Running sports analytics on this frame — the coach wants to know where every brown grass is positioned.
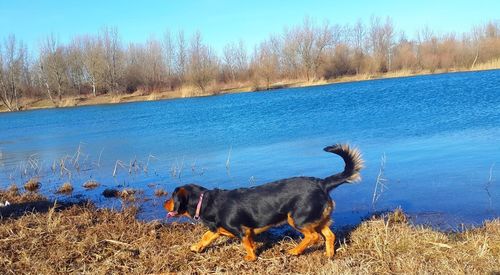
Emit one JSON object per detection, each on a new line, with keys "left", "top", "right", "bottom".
{"left": 154, "top": 188, "right": 168, "bottom": 197}
{"left": 119, "top": 188, "right": 139, "bottom": 202}
{"left": 0, "top": 190, "right": 498, "bottom": 274}
{"left": 82, "top": 180, "right": 99, "bottom": 189}
{"left": 7, "top": 184, "right": 19, "bottom": 196}
{"left": 24, "top": 178, "right": 41, "bottom": 192}
{"left": 56, "top": 182, "right": 74, "bottom": 195}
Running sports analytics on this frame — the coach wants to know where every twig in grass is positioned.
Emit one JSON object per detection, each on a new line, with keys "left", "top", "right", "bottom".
{"left": 372, "top": 153, "right": 387, "bottom": 211}
{"left": 144, "top": 154, "right": 157, "bottom": 173}
{"left": 113, "top": 160, "right": 127, "bottom": 177}
{"left": 484, "top": 163, "right": 495, "bottom": 210}
{"left": 170, "top": 157, "right": 185, "bottom": 179}
{"left": 128, "top": 157, "right": 137, "bottom": 174}
{"left": 72, "top": 143, "right": 82, "bottom": 169}
{"left": 97, "top": 148, "right": 104, "bottom": 168}
{"left": 59, "top": 157, "right": 72, "bottom": 179}
{"left": 226, "top": 145, "right": 232, "bottom": 176}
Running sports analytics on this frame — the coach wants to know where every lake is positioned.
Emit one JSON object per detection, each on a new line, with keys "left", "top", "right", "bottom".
{"left": 1, "top": 70, "right": 499, "bottom": 230}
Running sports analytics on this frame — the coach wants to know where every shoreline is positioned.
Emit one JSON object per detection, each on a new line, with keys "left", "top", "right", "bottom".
{"left": 1, "top": 189, "right": 499, "bottom": 273}
{"left": 1, "top": 66, "right": 499, "bottom": 114}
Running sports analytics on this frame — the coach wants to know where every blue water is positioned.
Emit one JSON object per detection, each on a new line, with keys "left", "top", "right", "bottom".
{"left": 1, "top": 70, "right": 499, "bottom": 229}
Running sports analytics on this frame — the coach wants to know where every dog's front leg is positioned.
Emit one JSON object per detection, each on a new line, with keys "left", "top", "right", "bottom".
{"left": 190, "top": 230, "right": 220, "bottom": 253}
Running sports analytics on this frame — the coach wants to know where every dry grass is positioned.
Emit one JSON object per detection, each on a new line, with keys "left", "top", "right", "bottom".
{"left": 0, "top": 190, "right": 498, "bottom": 274}
{"left": 0, "top": 189, "right": 45, "bottom": 204}
{"left": 154, "top": 188, "right": 168, "bottom": 197}
{"left": 24, "top": 178, "right": 41, "bottom": 192}
{"left": 471, "top": 58, "right": 500, "bottom": 71}
{"left": 82, "top": 180, "right": 99, "bottom": 189}
{"left": 101, "top": 188, "right": 141, "bottom": 202}
{"left": 56, "top": 182, "right": 74, "bottom": 195}
{"left": 119, "top": 188, "right": 139, "bottom": 202}
{"left": 7, "top": 184, "right": 19, "bottom": 196}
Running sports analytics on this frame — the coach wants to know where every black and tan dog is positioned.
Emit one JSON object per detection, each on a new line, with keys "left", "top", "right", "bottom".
{"left": 164, "top": 144, "right": 363, "bottom": 261}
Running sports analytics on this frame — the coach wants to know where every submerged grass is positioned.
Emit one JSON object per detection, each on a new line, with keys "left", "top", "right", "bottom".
{"left": 56, "top": 182, "right": 74, "bottom": 195}
{"left": 82, "top": 180, "right": 99, "bottom": 189}
{"left": 0, "top": 190, "right": 498, "bottom": 274}
{"left": 23, "top": 178, "right": 41, "bottom": 192}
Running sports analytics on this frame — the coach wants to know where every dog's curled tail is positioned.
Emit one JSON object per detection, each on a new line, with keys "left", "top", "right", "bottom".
{"left": 322, "top": 144, "right": 364, "bottom": 192}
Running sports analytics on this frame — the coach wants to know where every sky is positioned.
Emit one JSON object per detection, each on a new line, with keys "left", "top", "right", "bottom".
{"left": 1, "top": 0, "right": 499, "bottom": 54}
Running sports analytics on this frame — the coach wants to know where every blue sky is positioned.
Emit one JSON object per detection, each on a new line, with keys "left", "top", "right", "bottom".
{"left": 1, "top": 0, "right": 499, "bottom": 53}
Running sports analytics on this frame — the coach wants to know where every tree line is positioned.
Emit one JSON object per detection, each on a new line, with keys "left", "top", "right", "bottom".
{"left": 1, "top": 17, "right": 499, "bottom": 111}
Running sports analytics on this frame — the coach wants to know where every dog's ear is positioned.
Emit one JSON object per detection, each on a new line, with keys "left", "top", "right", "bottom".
{"left": 174, "top": 187, "right": 189, "bottom": 212}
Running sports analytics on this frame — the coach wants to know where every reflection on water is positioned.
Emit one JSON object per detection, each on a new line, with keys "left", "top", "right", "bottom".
{"left": 0, "top": 69, "right": 499, "bottom": 228}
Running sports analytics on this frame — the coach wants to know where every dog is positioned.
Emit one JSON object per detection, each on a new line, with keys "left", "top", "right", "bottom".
{"left": 164, "top": 144, "right": 363, "bottom": 261}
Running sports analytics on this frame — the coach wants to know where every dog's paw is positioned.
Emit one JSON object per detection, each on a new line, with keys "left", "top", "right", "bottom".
{"left": 324, "top": 251, "right": 335, "bottom": 258}
{"left": 190, "top": 244, "right": 203, "bottom": 253}
{"left": 244, "top": 254, "right": 257, "bottom": 261}
{"left": 287, "top": 248, "right": 302, "bottom": 256}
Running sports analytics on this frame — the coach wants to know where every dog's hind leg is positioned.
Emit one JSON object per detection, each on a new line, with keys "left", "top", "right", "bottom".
{"left": 318, "top": 222, "right": 335, "bottom": 258}
{"left": 317, "top": 203, "right": 335, "bottom": 257}
{"left": 241, "top": 227, "right": 257, "bottom": 261}
{"left": 287, "top": 225, "right": 320, "bottom": 255}
{"left": 190, "top": 230, "right": 220, "bottom": 253}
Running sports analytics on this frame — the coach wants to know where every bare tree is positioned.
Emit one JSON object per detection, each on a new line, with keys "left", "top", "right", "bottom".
{"left": 80, "top": 35, "right": 105, "bottom": 96}
{"left": 66, "top": 40, "right": 85, "bottom": 95}
{"left": 0, "top": 35, "right": 26, "bottom": 111}
{"left": 163, "top": 30, "right": 176, "bottom": 89}
{"left": 222, "top": 40, "right": 248, "bottom": 83}
{"left": 38, "top": 34, "right": 67, "bottom": 103}
{"left": 187, "top": 32, "right": 218, "bottom": 93}
{"left": 175, "top": 31, "right": 187, "bottom": 83}
{"left": 350, "top": 19, "right": 366, "bottom": 74}
{"left": 144, "top": 36, "right": 165, "bottom": 91}
{"left": 368, "top": 16, "right": 395, "bottom": 72}
{"left": 101, "top": 26, "right": 123, "bottom": 93}
{"left": 392, "top": 36, "right": 417, "bottom": 71}
{"left": 123, "top": 42, "right": 146, "bottom": 93}
{"left": 252, "top": 39, "right": 279, "bottom": 90}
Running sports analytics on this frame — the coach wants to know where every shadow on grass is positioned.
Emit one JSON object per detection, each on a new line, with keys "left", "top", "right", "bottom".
{"left": 0, "top": 198, "right": 89, "bottom": 220}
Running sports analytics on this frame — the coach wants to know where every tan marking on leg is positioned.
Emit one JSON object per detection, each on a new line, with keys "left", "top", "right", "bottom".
{"left": 241, "top": 228, "right": 257, "bottom": 261}
{"left": 289, "top": 201, "right": 334, "bottom": 256}
{"left": 287, "top": 213, "right": 296, "bottom": 228}
{"left": 190, "top": 230, "right": 220, "bottom": 253}
{"left": 288, "top": 226, "right": 319, "bottom": 255}
{"left": 217, "top": 227, "right": 236, "bottom": 238}
{"left": 253, "top": 225, "right": 271, "bottom": 235}
{"left": 319, "top": 223, "right": 335, "bottom": 258}
{"left": 318, "top": 201, "right": 335, "bottom": 257}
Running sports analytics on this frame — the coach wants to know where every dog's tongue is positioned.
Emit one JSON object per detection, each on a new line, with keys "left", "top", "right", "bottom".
{"left": 167, "top": 211, "right": 178, "bottom": 218}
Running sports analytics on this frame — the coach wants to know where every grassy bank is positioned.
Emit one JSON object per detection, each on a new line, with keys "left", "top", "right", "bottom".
{"left": 2, "top": 63, "right": 499, "bottom": 113}
{"left": 0, "top": 190, "right": 499, "bottom": 274}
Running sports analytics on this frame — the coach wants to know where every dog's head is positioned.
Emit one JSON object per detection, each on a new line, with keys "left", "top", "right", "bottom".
{"left": 164, "top": 184, "right": 206, "bottom": 218}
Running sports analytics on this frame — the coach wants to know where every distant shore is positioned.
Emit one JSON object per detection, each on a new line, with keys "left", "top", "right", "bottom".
{"left": 1, "top": 64, "right": 499, "bottom": 114}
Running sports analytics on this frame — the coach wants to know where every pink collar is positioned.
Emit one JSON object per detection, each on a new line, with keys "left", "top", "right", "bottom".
{"left": 194, "top": 192, "right": 204, "bottom": 220}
